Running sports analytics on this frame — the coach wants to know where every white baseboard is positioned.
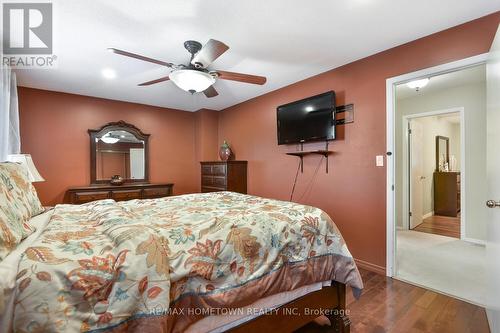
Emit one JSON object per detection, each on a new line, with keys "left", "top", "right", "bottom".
{"left": 463, "top": 237, "right": 486, "bottom": 246}
{"left": 487, "top": 309, "right": 500, "bottom": 333}
{"left": 422, "top": 211, "right": 434, "bottom": 219}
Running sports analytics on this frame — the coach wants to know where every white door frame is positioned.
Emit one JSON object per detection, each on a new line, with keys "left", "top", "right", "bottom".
{"left": 386, "top": 53, "right": 488, "bottom": 277}
{"left": 401, "top": 108, "right": 465, "bottom": 237}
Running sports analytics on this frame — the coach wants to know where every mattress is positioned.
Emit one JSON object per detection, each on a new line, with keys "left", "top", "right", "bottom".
{"left": 3, "top": 192, "right": 363, "bottom": 332}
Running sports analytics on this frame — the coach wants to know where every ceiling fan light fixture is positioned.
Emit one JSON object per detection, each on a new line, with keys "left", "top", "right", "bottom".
{"left": 101, "top": 134, "right": 120, "bottom": 144}
{"left": 406, "top": 78, "right": 429, "bottom": 91}
{"left": 169, "top": 69, "right": 216, "bottom": 93}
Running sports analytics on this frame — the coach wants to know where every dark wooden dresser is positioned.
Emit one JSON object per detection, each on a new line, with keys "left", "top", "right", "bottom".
{"left": 433, "top": 172, "right": 460, "bottom": 217}
{"left": 65, "top": 183, "right": 174, "bottom": 204}
{"left": 201, "top": 161, "right": 247, "bottom": 194}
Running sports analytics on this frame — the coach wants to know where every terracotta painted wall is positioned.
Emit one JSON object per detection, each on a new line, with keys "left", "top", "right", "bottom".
{"left": 18, "top": 88, "right": 200, "bottom": 206}
{"left": 194, "top": 109, "right": 220, "bottom": 162}
{"left": 194, "top": 108, "right": 220, "bottom": 190}
{"left": 218, "top": 13, "right": 500, "bottom": 270}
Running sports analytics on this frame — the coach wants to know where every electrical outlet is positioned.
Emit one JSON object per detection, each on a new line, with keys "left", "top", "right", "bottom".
{"left": 376, "top": 155, "right": 384, "bottom": 167}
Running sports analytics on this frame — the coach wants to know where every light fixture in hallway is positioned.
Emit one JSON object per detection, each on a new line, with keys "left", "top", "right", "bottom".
{"left": 406, "top": 78, "right": 430, "bottom": 91}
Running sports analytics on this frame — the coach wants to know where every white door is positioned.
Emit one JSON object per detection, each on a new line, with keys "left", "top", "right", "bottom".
{"left": 410, "top": 120, "right": 424, "bottom": 229}
{"left": 486, "top": 24, "right": 500, "bottom": 333}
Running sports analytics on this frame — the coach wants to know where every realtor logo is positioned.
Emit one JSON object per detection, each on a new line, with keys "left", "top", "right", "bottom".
{"left": 2, "top": 3, "right": 53, "bottom": 54}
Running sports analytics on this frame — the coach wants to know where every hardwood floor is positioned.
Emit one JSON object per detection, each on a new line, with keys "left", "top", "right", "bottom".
{"left": 412, "top": 214, "right": 460, "bottom": 238}
{"left": 296, "top": 269, "right": 489, "bottom": 333}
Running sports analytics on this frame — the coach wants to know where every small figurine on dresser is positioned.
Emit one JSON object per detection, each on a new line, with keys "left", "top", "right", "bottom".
{"left": 110, "top": 175, "right": 124, "bottom": 185}
{"left": 449, "top": 155, "right": 457, "bottom": 172}
{"left": 438, "top": 154, "right": 449, "bottom": 172}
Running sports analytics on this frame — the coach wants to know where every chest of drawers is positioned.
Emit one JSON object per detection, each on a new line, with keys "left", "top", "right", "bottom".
{"left": 433, "top": 172, "right": 460, "bottom": 217}
{"left": 200, "top": 161, "right": 247, "bottom": 194}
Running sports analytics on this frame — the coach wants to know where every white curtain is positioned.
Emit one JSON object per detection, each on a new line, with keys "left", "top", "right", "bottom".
{"left": 0, "top": 65, "right": 20, "bottom": 161}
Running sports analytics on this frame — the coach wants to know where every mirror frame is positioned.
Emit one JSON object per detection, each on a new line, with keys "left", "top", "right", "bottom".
{"left": 89, "top": 120, "right": 150, "bottom": 185}
{"left": 435, "top": 135, "right": 449, "bottom": 172}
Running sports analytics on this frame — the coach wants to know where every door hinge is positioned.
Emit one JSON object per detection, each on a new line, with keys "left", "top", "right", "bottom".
{"left": 391, "top": 185, "right": 395, "bottom": 191}
{"left": 409, "top": 212, "right": 412, "bottom": 217}
{"left": 408, "top": 129, "right": 412, "bottom": 135}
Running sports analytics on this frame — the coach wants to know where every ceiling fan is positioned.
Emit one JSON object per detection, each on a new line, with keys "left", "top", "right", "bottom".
{"left": 108, "top": 39, "right": 267, "bottom": 98}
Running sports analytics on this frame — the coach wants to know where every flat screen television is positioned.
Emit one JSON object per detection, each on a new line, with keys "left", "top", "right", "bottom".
{"left": 277, "top": 91, "right": 336, "bottom": 145}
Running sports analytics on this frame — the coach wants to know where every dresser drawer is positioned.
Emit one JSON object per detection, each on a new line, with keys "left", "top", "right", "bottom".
{"left": 74, "top": 191, "right": 109, "bottom": 204}
{"left": 143, "top": 187, "right": 171, "bottom": 199}
{"left": 202, "top": 175, "right": 226, "bottom": 186}
{"left": 212, "top": 164, "right": 226, "bottom": 175}
{"left": 112, "top": 189, "right": 142, "bottom": 201}
{"left": 212, "top": 176, "right": 226, "bottom": 187}
{"left": 201, "top": 165, "right": 213, "bottom": 175}
{"left": 201, "top": 164, "right": 227, "bottom": 176}
{"left": 202, "top": 175, "right": 214, "bottom": 186}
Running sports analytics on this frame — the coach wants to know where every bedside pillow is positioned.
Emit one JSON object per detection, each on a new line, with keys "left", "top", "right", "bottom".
{"left": 0, "top": 162, "right": 43, "bottom": 259}
{"left": 0, "top": 209, "right": 27, "bottom": 260}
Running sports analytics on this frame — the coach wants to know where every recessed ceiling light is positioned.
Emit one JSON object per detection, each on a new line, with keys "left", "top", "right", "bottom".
{"left": 305, "top": 105, "right": 314, "bottom": 112}
{"left": 101, "top": 68, "right": 116, "bottom": 80}
{"left": 406, "top": 78, "right": 429, "bottom": 91}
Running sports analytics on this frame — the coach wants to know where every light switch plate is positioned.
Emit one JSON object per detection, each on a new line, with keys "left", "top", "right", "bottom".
{"left": 376, "top": 155, "right": 384, "bottom": 167}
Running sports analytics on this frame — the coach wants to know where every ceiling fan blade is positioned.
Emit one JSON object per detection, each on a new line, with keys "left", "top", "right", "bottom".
{"left": 108, "top": 48, "right": 174, "bottom": 67}
{"left": 216, "top": 70, "right": 267, "bottom": 85}
{"left": 203, "top": 85, "right": 219, "bottom": 98}
{"left": 191, "top": 39, "right": 229, "bottom": 68}
{"left": 138, "top": 76, "right": 170, "bottom": 86}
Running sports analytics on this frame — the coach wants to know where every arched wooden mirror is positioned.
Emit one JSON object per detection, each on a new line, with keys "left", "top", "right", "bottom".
{"left": 89, "top": 121, "right": 150, "bottom": 184}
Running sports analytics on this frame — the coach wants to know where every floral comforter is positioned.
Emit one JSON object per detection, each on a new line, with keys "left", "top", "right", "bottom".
{"left": 8, "top": 192, "right": 362, "bottom": 332}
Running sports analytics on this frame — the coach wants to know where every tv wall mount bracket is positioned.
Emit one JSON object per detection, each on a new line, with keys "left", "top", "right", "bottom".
{"left": 285, "top": 103, "right": 354, "bottom": 173}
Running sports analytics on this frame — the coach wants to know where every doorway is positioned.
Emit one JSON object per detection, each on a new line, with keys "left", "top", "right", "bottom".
{"left": 405, "top": 110, "right": 464, "bottom": 239}
{"left": 386, "top": 56, "right": 488, "bottom": 306}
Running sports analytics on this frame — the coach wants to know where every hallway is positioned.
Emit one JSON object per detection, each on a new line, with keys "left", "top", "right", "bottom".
{"left": 413, "top": 214, "right": 460, "bottom": 238}
{"left": 396, "top": 230, "right": 485, "bottom": 306}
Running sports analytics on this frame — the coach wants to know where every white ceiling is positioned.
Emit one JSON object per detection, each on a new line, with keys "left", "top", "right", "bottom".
{"left": 396, "top": 64, "right": 486, "bottom": 99}
{"left": 12, "top": 0, "right": 500, "bottom": 111}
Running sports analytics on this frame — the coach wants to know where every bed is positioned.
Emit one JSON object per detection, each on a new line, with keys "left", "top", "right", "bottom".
{"left": 0, "top": 163, "right": 363, "bottom": 333}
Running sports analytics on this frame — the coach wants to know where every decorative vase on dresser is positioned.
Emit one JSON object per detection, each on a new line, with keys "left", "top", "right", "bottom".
{"left": 200, "top": 161, "right": 247, "bottom": 194}
{"left": 219, "top": 141, "right": 232, "bottom": 161}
